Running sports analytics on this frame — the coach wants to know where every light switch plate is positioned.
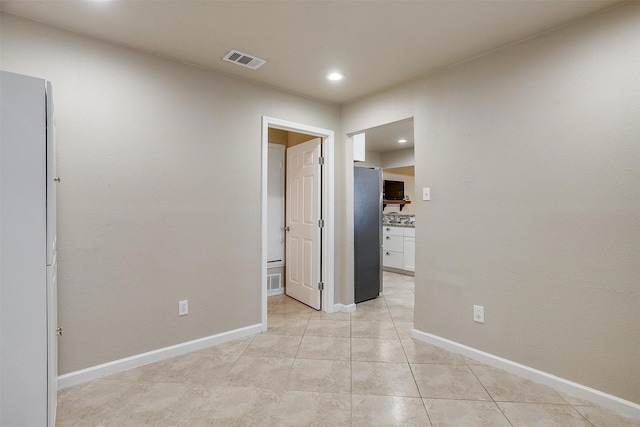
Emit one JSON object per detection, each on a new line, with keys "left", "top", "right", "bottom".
{"left": 422, "top": 187, "right": 431, "bottom": 201}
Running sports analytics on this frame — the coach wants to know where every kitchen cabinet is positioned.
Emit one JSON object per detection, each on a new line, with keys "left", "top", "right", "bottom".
{"left": 382, "top": 226, "right": 404, "bottom": 269}
{"left": 383, "top": 233, "right": 404, "bottom": 252}
{"left": 382, "top": 226, "right": 415, "bottom": 273}
{"left": 404, "top": 236, "right": 415, "bottom": 271}
{"left": 1, "top": 71, "right": 58, "bottom": 426}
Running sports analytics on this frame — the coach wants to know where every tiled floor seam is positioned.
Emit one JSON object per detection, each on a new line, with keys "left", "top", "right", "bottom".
{"left": 571, "top": 404, "right": 598, "bottom": 427}
{"left": 463, "top": 350, "right": 516, "bottom": 426}
{"left": 229, "top": 334, "right": 255, "bottom": 372}
{"left": 494, "top": 399, "right": 600, "bottom": 425}
{"left": 292, "top": 314, "right": 311, "bottom": 360}
{"left": 494, "top": 400, "right": 600, "bottom": 427}
{"left": 467, "top": 360, "right": 499, "bottom": 403}
{"left": 420, "top": 395, "right": 435, "bottom": 426}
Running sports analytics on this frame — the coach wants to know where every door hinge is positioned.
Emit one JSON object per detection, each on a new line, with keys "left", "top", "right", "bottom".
{"left": 318, "top": 219, "right": 325, "bottom": 228}
{"left": 318, "top": 282, "right": 324, "bottom": 291}
{"left": 318, "top": 156, "right": 325, "bottom": 165}
{"left": 56, "top": 326, "right": 63, "bottom": 336}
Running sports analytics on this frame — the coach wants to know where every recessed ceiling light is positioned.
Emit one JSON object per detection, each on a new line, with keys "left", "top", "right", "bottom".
{"left": 398, "top": 139, "right": 407, "bottom": 143}
{"left": 325, "top": 72, "right": 345, "bottom": 81}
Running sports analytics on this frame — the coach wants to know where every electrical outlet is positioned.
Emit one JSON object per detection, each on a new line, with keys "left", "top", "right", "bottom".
{"left": 473, "top": 305, "right": 484, "bottom": 323}
{"left": 179, "top": 300, "right": 188, "bottom": 316}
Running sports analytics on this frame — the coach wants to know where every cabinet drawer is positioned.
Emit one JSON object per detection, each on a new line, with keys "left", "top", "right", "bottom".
{"left": 382, "top": 234, "right": 403, "bottom": 252}
{"left": 383, "top": 250, "right": 403, "bottom": 269}
{"left": 403, "top": 237, "right": 415, "bottom": 272}
{"left": 382, "top": 226, "right": 403, "bottom": 236}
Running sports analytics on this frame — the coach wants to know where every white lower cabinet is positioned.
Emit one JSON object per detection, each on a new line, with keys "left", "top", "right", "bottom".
{"left": 383, "top": 249, "right": 404, "bottom": 269}
{"left": 382, "top": 226, "right": 415, "bottom": 272}
{"left": 383, "top": 234, "right": 404, "bottom": 252}
{"left": 403, "top": 237, "right": 415, "bottom": 271}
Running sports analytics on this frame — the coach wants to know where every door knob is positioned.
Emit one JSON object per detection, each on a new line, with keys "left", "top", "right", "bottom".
{"left": 284, "top": 226, "right": 290, "bottom": 232}
{"left": 54, "top": 176, "right": 61, "bottom": 182}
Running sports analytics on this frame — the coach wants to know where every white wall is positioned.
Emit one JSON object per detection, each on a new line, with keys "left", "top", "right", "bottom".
{"left": 380, "top": 148, "right": 414, "bottom": 169}
{"left": 342, "top": 3, "right": 640, "bottom": 404}
{"left": 356, "top": 149, "right": 381, "bottom": 168}
{"left": 1, "top": 13, "right": 339, "bottom": 374}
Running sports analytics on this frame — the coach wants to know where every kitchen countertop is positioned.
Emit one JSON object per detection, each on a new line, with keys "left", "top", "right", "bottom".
{"left": 383, "top": 215, "right": 415, "bottom": 228}
{"left": 383, "top": 222, "right": 415, "bottom": 228}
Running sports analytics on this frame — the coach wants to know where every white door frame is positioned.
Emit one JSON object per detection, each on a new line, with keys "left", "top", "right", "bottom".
{"left": 261, "top": 116, "right": 335, "bottom": 331}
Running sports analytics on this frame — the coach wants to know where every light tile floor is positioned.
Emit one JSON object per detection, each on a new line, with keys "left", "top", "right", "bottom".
{"left": 57, "top": 272, "right": 639, "bottom": 426}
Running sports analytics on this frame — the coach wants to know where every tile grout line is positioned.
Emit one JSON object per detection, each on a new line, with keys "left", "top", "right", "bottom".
{"left": 228, "top": 333, "right": 257, "bottom": 374}
{"left": 466, "top": 361, "right": 515, "bottom": 426}
{"left": 571, "top": 405, "right": 598, "bottom": 427}
{"left": 264, "top": 295, "right": 310, "bottom": 397}
{"left": 385, "top": 273, "right": 435, "bottom": 425}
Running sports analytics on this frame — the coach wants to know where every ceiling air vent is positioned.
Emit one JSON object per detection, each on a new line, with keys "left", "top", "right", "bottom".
{"left": 223, "top": 49, "right": 267, "bottom": 70}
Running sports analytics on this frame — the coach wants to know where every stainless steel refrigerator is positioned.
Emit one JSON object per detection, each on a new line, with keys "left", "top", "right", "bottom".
{"left": 354, "top": 167, "right": 383, "bottom": 303}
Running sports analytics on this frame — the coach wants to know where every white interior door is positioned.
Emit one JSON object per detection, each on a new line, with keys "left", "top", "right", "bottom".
{"left": 285, "top": 138, "right": 322, "bottom": 309}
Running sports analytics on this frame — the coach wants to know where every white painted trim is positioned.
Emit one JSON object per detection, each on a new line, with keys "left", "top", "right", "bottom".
{"left": 334, "top": 303, "right": 357, "bottom": 313}
{"left": 267, "top": 261, "right": 285, "bottom": 268}
{"left": 412, "top": 329, "right": 640, "bottom": 421}
{"left": 267, "top": 288, "right": 285, "bottom": 297}
{"left": 261, "top": 117, "right": 336, "bottom": 324}
{"left": 58, "top": 323, "right": 262, "bottom": 389}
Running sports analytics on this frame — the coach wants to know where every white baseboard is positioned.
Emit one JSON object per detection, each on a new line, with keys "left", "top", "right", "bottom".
{"left": 412, "top": 329, "right": 640, "bottom": 421}
{"left": 58, "top": 323, "right": 262, "bottom": 390}
{"left": 334, "top": 303, "right": 356, "bottom": 313}
{"left": 267, "top": 288, "right": 284, "bottom": 297}
{"left": 382, "top": 266, "right": 414, "bottom": 276}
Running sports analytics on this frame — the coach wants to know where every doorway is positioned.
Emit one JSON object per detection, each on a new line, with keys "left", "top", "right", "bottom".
{"left": 267, "top": 132, "right": 322, "bottom": 309}
{"left": 352, "top": 118, "right": 415, "bottom": 300}
{"left": 261, "top": 117, "right": 336, "bottom": 332}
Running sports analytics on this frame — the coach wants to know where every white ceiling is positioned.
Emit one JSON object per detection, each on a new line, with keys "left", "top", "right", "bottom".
{"left": 0, "top": 0, "right": 619, "bottom": 105}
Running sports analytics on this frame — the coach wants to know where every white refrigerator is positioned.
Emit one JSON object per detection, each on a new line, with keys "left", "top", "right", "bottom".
{"left": 1, "top": 70, "right": 58, "bottom": 426}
